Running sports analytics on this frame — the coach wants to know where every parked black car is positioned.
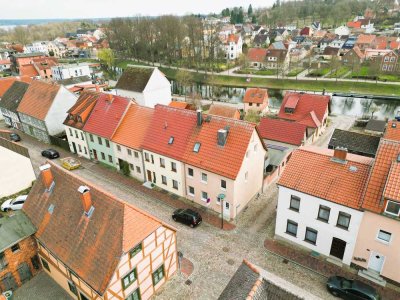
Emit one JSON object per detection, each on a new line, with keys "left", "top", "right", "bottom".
{"left": 9, "top": 133, "right": 21, "bottom": 142}
{"left": 172, "top": 209, "right": 202, "bottom": 228}
{"left": 327, "top": 276, "right": 380, "bottom": 300}
{"left": 41, "top": 149, "right": 60, "bottom": 159}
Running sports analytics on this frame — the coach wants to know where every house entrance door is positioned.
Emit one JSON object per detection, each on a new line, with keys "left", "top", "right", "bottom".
{"left": 147, "top": 170, "right": 152, "bottom": 182}
{"left": 329, "top": 237, "right": 346, "bottom": 260}
{"left": 223, "top": 201, "right": 230, "bottom": 219}
{"left": 17, "top": 262, "right": 32, "bottom": 284}
{"left": 72, "top": 142, "right": 77, "bottom": 153}
{"left": 92, "top": 149, "right": 98, "bottom": 160}
{"left": 368, "top": 252, "right": 385, "bottom": 273}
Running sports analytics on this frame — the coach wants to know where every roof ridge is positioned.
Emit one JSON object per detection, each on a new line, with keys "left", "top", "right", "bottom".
{"left": 298, "top": 147, "right": 373, "bottom": 165}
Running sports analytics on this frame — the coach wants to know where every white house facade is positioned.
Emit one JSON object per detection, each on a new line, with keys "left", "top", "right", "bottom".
{"left": 52, "top": 63, "right": 92, "bottom": 80}
{"left": 24, "top": 41, "right": 49, "bottom": 55}
{"left": 65, "top": 125, "right": 91, "bottom": 159}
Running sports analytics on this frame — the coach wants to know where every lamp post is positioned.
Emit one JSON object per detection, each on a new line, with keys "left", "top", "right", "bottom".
{"left": 218, "top": 193, "right": 226, "bottom": 229}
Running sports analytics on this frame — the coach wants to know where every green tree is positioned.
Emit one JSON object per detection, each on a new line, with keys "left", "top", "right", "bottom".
{"left": 98, "top": 48, "right": 115, "bottom": 70}
{"left": 248, "top": 4, "right": 253, "bottom": 15}
{"left": 175, "top": 69, "right": 194, "bottom": 100}
{"left": 244, "top": 109, "right": 261, "bottom": 123}
{"left": 252, "top": 15, "right": 257, "bottom": 24}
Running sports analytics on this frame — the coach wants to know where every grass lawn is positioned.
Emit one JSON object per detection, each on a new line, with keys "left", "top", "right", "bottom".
{"left": 327, "top": 66, "right": 350, "bottom": 78}
{"left": 307, "top": 68, "right": 331, "bottom": 77}
{"left": 349, "top": 66, "right": 370, "bottom": 78}
{"left": 378, "top": 74, "right": 400, "bottom": 82}
{"left": 161, "top": 67, "right": 400, "bottom": 96}
{"left": 115, "top": 59, "right": 150, "bottom": 68}
{"left": 287, "top": 68, "right": 304, "bottom": 77}
{"left": 234, "top": 68, "right": 277, "bottom": 76}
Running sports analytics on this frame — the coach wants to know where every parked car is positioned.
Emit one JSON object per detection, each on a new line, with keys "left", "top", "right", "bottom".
{"left": 41, "top": 149, "right": 60, "bottom": 159}
{"left": 326, "top": 276, "right": 380, "bottom": 300}
{"left": 60, "top": 157, "right": 81, "bottom": 170}
{"left": 172, "top": 209, "right": 202, "bottom": 228}
{"left": 1, "top": 195, "right": 28, "bottom": 212}
{"left": 9, "top": 133, "right": 21, "bottom": 142}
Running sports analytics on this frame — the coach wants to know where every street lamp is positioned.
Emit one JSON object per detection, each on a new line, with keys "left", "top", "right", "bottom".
{"left": 218, "top": 193, "right": 226, "bottom": 229}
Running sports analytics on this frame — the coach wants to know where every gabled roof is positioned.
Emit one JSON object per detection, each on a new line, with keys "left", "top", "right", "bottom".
{"left": 362, "top": 139, "right": 400, "bottom": 213}
{"left": 56, "top": 75, "right": 92, "bottom": 86}
{"left": 115, "top": 67, "right": 154, "bottom": 93}
{"left": 23, "top": 162, "right": 168, "bottom": 295}
{"left": 63, "top": 91, "right": 101, "bottom": 129}
{"left": 384, "top": 120, "right": 400, "bottom": 141}
{"left": 351, "top": 46, "right": 364, "bottom": 58}
{"left": 17, "top": 80, "right": 61, "bottom": 120}
{"left": 83, "top": 93, "right": 130, "bottom": 138}
{"left": 356, "top": 34, "right": 376, "bottom": 45}
{"left": 322, "top": 46, "right": 339, "bottom": 56}
{"left": 19, "top": 64, "right": 39, "bottom": 77}
{"left": 111, "top": 104, "right": 154, "bottom": 150}
{"left": 0, "top": 81, "right": 29, "bottom": 112}
{"left": 141, "top": 105, "right": 198, "bottom": 161}
{"left": 253, "top": 35, "right": 269, "bottom": 45}
{"left": 208, "top": 104, "right": 240, "bottom": 119}
{"left": 347, "top": 21, "right": 362, "bottom": 28}
{"left": 183, "top": 114, "right": 260, "bottom": 179}
{"left": 329, "top": 129, "right": 380, "bottom": 157}
{"left": 0, "top": 76, "right": 32, "bottom": 97}
{"left": 247, "top": 48, "right": 267, "bottom": 62}
{"left": 278, "top": 92, "right": 330, "bottom": 128}
{"left": 226, "top": 34, "right": 240, "bottom": 43}
{"left": 243, "top": 88, "right": 268, "bottom": 104}
{"left": 168, "top": 101, "right": 191, "bottom": 109}
{"left": 278, "top": 147, "right": 373, "bottom": 209}
{"left": 258, "top": 118, "right": 307, "bottom": 146}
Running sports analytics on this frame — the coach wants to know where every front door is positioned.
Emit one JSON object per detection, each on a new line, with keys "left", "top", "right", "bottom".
{"left": 72, "top": 142, "right": 77, "bottom": 153}
{"left": 92, "top": 149, "right": 98, "bottom": 160}
{"left": 223, "top": 201, "right": 230, "bottom": 219}
{"left": 369, "top": 252, "right": 385, "bottom": 273}
{"left": 329, "top": 237, "right": 346, "bottom": 260}
{"left": 17, "top": 262, "right": 32, "bottom": 284}
{"left": 147, "top": 170, "right": 152, "bottom": 182}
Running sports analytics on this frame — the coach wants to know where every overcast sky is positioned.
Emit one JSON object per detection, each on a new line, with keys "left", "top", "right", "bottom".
{"left": 2, "top": 0, "right": 276, "bottom": 19}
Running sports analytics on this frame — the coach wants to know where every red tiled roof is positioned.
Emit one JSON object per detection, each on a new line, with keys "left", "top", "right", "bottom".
{"left": 208, "top": 104, "right": 240, "bottom": 119}
{"left": 111, "top": 104, "right": 154, "bottom": 150}
{"left": 32, "top": 57, "right": 58, "bottom": 70}
{"left": 258, "top": 118, "right": 307, "bottom": 146}
{"left": 375, "top": 36, "right": 388, "bottom": 50}
{"left": 300, "top": 27, "right": 311, "bottom": 35}
{"left": 383, "top": 161, "right": 400, "bottom": 202}
{"left": 352, "top": 46, "right": 364, "bottom": 58}
{"left": 168, "top": 101, "right": 191, "bottom": 109}
{"left": 0, "top": 76, "right": 32, "bottom": 97}
{"left": 356, "top": 34, "right": 376, "bottom": 45}
{"left": 23, "top": 161, "right": 169, "bottom": 295}
{"left": 362, "top": 139, "right": 400, "bottom": 213}
{"left": 390, "top": 40, "right": 400, "bottom": 50}
{"left": 0, "top": 59, "right": 10, "bottom": 65}
{"left": 347, "top": 21, "right": 362, "bottom": 28}
{"left": 243, "top": 88, "right": 268, "bottom": 104}
{"left": 278, "top": 92, "right": 330, "bottom": 128}
{"left": 83, "top": 94, "right": 130, "bottom": 138}
{"left": 19, "top": 64, "right": 39, "bottom": 77}
{"left": 284, "top": 94, "right": 299, "bottom": 109}
{"left": 227, "top": 34, "right": 240, "bottom": 43}
{"left": 17, "top": 81, "right": 60, "bottom": 120}
{"left": 278, "top": 147, "right": 373, "bottom": 209}
{"left": 63, "top": 91, "right": 101, "bottom": 129}
{"left": 383, "top": 120, "right": 400, "bottom": 141}
{"left": 247, "top": 48, "right": 267, "bottom": 62}
{"left": 141, "top": 105, "right": 198, "bottom": 161}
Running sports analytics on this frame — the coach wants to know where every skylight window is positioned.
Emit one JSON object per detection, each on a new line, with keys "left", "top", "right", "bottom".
{"left": 168, "top": 136, "right": 174, "bottom": 144}
{"left": 193, "top": 142, "right": 201, "bottom": 153}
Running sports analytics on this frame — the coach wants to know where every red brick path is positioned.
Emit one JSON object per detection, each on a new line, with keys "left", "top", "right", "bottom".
{"left": 180, "top": 258, "right": 194, "bottom": 277}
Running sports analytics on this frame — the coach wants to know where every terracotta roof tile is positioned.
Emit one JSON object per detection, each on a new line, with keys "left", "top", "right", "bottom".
{"left": 19, "top": 64, "right": 39, "bottom": 77}
{"left": 168, "top": 101, "right": 191, "bottom": 109}
{"left": 278, "top": 92, "right": 330, "bottom": 128}
{"left": 208, "top": 104, "right": 240, "bottom": 119}
{"left": 83, "top": 94, "right": 130, "bottom": 138}
{"left": 383, "top": 120, "right": 400, "bottom": 141}
{"left": 278, "top": 147, "right": 373, "bottom": 209}
{"left": 243, "top": 88, "right": 268, "bottom": 104}
{"left": 383, "top": 161, "right": 400, "bottom": 202}
{"left": 258, "top": 118, "right": 307, "bottom": 146}
{"left": 0, "top": 76, "right": 32, "bottom": 97}
{"left": 17, "top": 80, "right": 60, "bottom": 120}
{"left": 23, "top": 161, "right": 168, "bottom": 295}
{"left": 247, "top": 48, "right": 267, "bottom": 62}
{"left": 63, "top": 91, "right": 101, "bottom": 129}
{"left": 111, "top": 104, "right": 154, "bottom": 150}
{"left": 347, "top": 21, "right": 362, "bottom": 28}
{"left": 356, "top": 34, "right": 376, "bottom": 45}
{"left": 0, "top": 81, "right": 30, "bottom": 112}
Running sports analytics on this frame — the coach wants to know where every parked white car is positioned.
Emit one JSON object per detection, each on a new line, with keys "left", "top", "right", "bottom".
{"left": 1, "top": 195, "right": 28, "bottom": 212}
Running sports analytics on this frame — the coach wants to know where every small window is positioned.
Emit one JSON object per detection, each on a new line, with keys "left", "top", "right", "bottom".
{"left": 152, "top": 265, "right": 164, "bottom": 285}
{"left": 122, "top": 269, "right": 137, "bottom": 289}
{"left": 172, "top": 179, "right": 178, "bottom": 189}
{"left": 317, "top": 205, "right": 330, "bottom": 222}
{"left": 160, "top": 158, "right": 165, "bottom": 168}
{"left": 127, "top": 149, "right": 132, "bottom": 156}
{"left": 201, "top": 191, "right": 208, "bottom": 201}
{"left": 305, "top": 227, "right": 318, "bottom": 245}
{"left": 337, "top": 212, "right": 351, "bottom": 230}
{"left": 68, "top": 281, "right": 78, "bottom": 296}
{"left": 162, "top": 175, "right": 167, "bottom": 185}
{"left": 193, "top": 142, "right": 201, "bottom": 153}
{"left": 129, "top": 244, "right": 142, "bottom": 258}
{"left": 89, "top": 134, "right": 94, "bottom": 142}
{"left": 97, "top": 136, "right": 102, "bottom": 145}
{"left": 84, "top": 147, "right": 87, "bottom": 154}
{"left": 377, "top": 230, "right": 391, "bottom": 243}
{"left": 0, "top": 252, "right": 7, "bottom": 270}
{"left": 101, "top": 152, "right": 105, "bottom": 160}
{"left": 168, "top": 136, "right": 174, "bottom": 144}
{"left": 129, "top": 163, "right": 134, "bottom": 170}
{"left": 385, "top": 200, "right": 400, "bottom": 216}
{"left": 253, "top": 144, "right": 258, "bottom": 152}
{"left": 105, "top": 140, "right": 110, "bottom": 147}
{"left": 41, "top": 258, "right": 50, "bottom": 272}
{"left": 221, "top": 180, "right": 226, "bottom": 190}
{"left": 289, "top": 196, "right": 300, "bottom": 212}
{"left": 171, "top": 162, "right": 177, "bottom": 172}
{"left": 151, "top": 155, "right": 154, "bottom": 164}
{"left": 286, "top": 220, "right": 298, "bottom": 237}
{"left": 136, "top": 166, "right": 141, "bottom": 173}
{"left": 201, "top": 173, "right": 207, "bottom": 183}
{"left": 69, "top": 128, "right": 73, "bottom": 136}
{"left": 188, "top": 186, "right": 195, "bottom": 196}
{"left": 117, "top": 145, "right": 121, "bottom": 152}
{"left": 78, "top": 144, "right": 82, "bottom": 152}
{"left": 75, "top": 130, "right": 78, "bottom": 138}
{"left": 108, "top": 155, "right": 113, "bottom": 163}
{"left": 126, "top": 289, "right": 141, "bottom": 300}
{"left": 80, "top": 132, "right": 84, "bottom": 140}
{"left": 11, "top": 244, "right": 20, "bottom": 253}
{"left": 188, "top": 168, "right": 194, "bottom": 177}
{"left": 134, "top": 151, "right": 139, "bottom": 158}
{"left": 145, "top": 152, "right": 150, "bottom": 162}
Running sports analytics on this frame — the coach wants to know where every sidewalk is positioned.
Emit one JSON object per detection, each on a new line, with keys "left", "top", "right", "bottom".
{"left": 264, "top": 238, "right": 400, "bottom": 300}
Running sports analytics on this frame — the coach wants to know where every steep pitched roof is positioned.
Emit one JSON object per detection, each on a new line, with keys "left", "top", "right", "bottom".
{"left": 362, "top": 139, "right": 400, "bottom": 213}
{"left": 243, "top": 88, "right": 268, "bottom": 104}
{"left": 278, "top": 92, "right": 330, "bottom": 128}
{"left": 356, "top": 34, "right": 376, "bottom": 45}
{"left": 19, "top": 64, "right": 39, "bottom": 77}
{"left": 83, "top": 94, "right": 130, "bottom": 138}
{"left": 0, "top": 81, "right": 30, "bottom": 112}
{"left": 63, "top": 91, "right": 101, "bottom": 129}
{"left": 329, "top": 129, "right": 380, "bottom": 157}
{"left": 352, "top": 46, "right": 364, "bottom": 58}
{"left": 17, "top": 80, "right": 61, "bottom": 120}
{"left": 168, "top": 101, "right": 191, "bottom": 109}
{"left": 23, "top": 162, "right": 168, "bottom": 295}
{"left": 258, "top": 118, "right": 307, "bottom": 146}
{"left": 208, "top": 104, "right": 240, "bottom": 119}
{"left": 247, "top": 48, "right": 267, "bottom": 62}
{"left": 383, "top": 120, "right": 400, "bottom": 141}
{"left": 0, "top": 76, "right": 32, "bottom": 97}
{"left": 115, "top": 67, "right": 154, "bottom": 92}
{"left": 111, "top": 104, "right": 154, "bottom": 150}
{"left": 278, "top": 147, "right": 373, "bottom": 209}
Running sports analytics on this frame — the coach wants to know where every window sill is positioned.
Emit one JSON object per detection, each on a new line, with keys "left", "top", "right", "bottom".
{"left": 201, "top": 181, "right": 207, "bottom": 184}
{"left": 285, "top": 231, "right": 297, "bottom": 237}
{"left": 288, "top": 207, "right": 299, "bottom": 212}
{"left": 376, "top": 238, "right": 391, "bottom": 245}
{"left": 188, "top": 193, "right": 194, "bottom": 197}
{"left": 336, "top": 225, "right": 349, "bottom": 231}
{"left": 316, "top": 218, "right": 329, "bottom": 223}
{"left": 304, "top": 239, "right": 316, "bottom": 245}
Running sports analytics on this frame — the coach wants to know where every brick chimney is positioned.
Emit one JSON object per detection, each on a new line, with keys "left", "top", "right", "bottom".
{"left": 106, "top": 94, "right": 114, "bottom": 104}
{"left": 78, "top": 185, "right": 94, "bottom": 216}
{"left": 39, "top": 164, "right": 54, "bottom": 191}
{"left": 196, "top": 109, "right": 203, "bottom": 126}
{"left": 333, "top": 147, "right": 348, "bottom": 162}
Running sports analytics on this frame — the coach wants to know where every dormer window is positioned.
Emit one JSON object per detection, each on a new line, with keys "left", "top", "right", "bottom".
{"left": 168, "top": 136, "right": 174, "bottom": 144}
{"left": 68, "top": 113, "right": 74, "bottom": 120}
{"left": 385, "top": 200, "right": 400, "bottom": 217}
{"left": 285, "top": 107, "right": 294, "bottom": 114}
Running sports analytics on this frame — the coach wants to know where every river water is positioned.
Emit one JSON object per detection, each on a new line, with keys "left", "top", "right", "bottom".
{"left": 171, "top": 81, "right": 400, "bottom": 120}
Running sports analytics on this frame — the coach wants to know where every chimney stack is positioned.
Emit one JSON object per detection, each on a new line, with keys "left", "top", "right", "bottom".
{"left": 217, "top": 129, "right": 228, "bottom": 146}
{"left": 106, "top": 94, "right": 114, "bottom": 104}
{"left": 39, "top": 164, "right": 54, "bottom": 191}
{"left": 196, "top": 109, "right": 203, "bottom": 126}
{"left": 78, "top": 185, "right": 93, "bottom": 215}
{"left": 333, "top": 147, "right": 348, "bottom": 162}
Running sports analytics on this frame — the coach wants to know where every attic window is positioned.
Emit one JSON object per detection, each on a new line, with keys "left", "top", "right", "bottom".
{"left": 284, "top": 107, "right": 294, "bottom": 114}
{"left": 68, "top": 114, "right": 74, "bottom": 120}
{"left": 168, "top": 136, "right": 174, "bottom": 144}
{"left": 193, "top": 142, "right": 201, "bottom": 153}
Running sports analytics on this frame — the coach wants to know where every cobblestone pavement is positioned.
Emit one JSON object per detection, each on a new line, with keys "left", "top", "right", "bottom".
{"left": 13, "top": 271, "right": 72, "bottom": 300}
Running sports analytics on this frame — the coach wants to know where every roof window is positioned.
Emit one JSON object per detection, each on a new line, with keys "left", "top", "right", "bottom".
{"left": 168, "top": 136, "right": 174, "bottom": 144}
{"left": 193, "top": 142, "right": 201, "bottom": 153}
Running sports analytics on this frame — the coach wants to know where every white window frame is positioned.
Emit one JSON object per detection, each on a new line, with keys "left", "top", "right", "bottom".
{"left": 201, "top": 172, "right": 208, "bottom": 183}
{"left": 188, "top": 186, "right": 195, "bottom": 196}
{"left": 385, "top": 200, "right": 400, "bottom": 217}
{"left": 376, "top": 229, "right": 392, "bottom": 244}
{"left": 201, "top": 191, "right": 208, "bottom": 202}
